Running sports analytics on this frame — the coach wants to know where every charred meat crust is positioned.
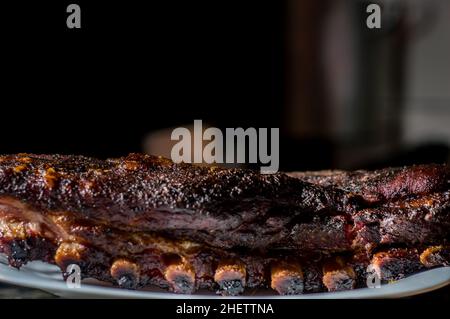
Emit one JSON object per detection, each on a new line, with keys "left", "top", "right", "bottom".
{"left": 2, "top": 192, "right": 448, "bottom": 255}
{"left": 0, "top": 154, "right": 449, "bottom": 295}
{"left": 351, "top": 191, "right": 450, "bottom": 250}
{"left": 288, "top": 164, "right": 450, "bottom": 203}
{"left": 0, "top": 153, "right": 354, "bottom": 251}
{"left": 370, "top": 248, "right": 424, "bottom": 282}
{"left": 2, "top": 235, "right": 446, "bottom": 295}
{"left": 1, "top": 154, "right": 448, "bottom": 251}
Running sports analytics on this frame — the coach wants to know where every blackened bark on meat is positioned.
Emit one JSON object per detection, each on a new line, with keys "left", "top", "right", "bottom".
{"left": 0, "top": 154, "right": 354, "bottom": 251}
{"left": 287, "top": 214, "right": 352, "bottom": 252}
{"left": 420, "top": 246, "right": 450, "bottom": 267}
{"left": 352, "top": 192, "right": 450, "bottom": 250}
{"left": 214, "top": 260, "right": 247, "bottom": 296}
{"left": 322, "top": 256, "right": 356, "bottom": 291}
{"left": 370, "top": 248, "right": 424, "bottom": 282}
{"left": 0, "top": 233, "right": 446, "bottom": 295}
{"left": 303, "top": 263, "right": 325, "bottom": 293}
{"left": 1, "top": 154, "right": 448, "bottom": 252}
{"left": 348, "top": 252, "right": 371, "bottom": 288}
{"left": 110, "top": 259, "right": 141, "bottom": 289}
{"left": 270, "top": 260, "right": 304, "bottom": 295}
{"left": 0, "top": 237, "right": 56, "bottom": 268}
{"left": 0, "top": 154, "right": 353, "bottom": 249}
{"left": 288, "top": 164, "right": 450, "bottom": 204}
{"left": 0, "top": 153, "right": 449, "bottom": 295}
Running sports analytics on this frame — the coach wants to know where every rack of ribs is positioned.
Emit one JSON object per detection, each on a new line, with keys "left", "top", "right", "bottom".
{"left": 0, "top": 153, "right": 449, "bottom": 295}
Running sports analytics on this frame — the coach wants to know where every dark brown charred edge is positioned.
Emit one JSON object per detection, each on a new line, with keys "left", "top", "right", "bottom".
{"left": 54, "top": 242, "right": 87, "bottom": 271}
{"left": 2, "top": 235, "right": 445, "bottom": 295}
{"left": 0, "top": 237, "right": 56, "bottom": 268}
{"left": 214, "top": 260, "right": 246, "bottom": 296}
{"left": 2, "top": 161, "right": 450, "bottom": 254}
{"left": 288, "top": 164, "right": 450, "bottom": 204}
{"left": 322, "top": 256, "right": 356, "bottom": 292}
{"left": 303, "top": 263, "right": 325, "bottom": 293}
{"left": 420, "top": 246, "right": 450, "bottom": 268}
{"left": 351, "top": 191, "right": 450, "bottom": 251}
{"left": 54, "top": 242, "right": 112, "bottom": 282}
{"left": 240, "top": 255, "right": 267, "bottom": 289}
{"left": 0, "top": 153, "right": 355, "bottom": 252}
{"left": 110, "top": 259, "right": 140, "bottom": 289}
{"left": 370, "top": 248, "right": 424, "bottom": 282}
{"left": 348, "top": 251, "right": 371, "bottom": 288}
{"left": 162, "top": 254, "right": 196, "bottom": 294}
{"left": 270, "top": 261, "right": 304, "bottom": 295}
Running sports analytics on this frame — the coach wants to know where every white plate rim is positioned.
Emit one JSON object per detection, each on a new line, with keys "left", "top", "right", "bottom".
{"left": 0, "top": 257, "right": 449, "bottom": 299}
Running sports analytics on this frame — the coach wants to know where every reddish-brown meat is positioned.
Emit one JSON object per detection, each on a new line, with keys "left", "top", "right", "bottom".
{"left": 0, "top": 153, "right": 448, "bottom": 295}
{"left": 288, "top": 164, "right": 450, "bottom": 203}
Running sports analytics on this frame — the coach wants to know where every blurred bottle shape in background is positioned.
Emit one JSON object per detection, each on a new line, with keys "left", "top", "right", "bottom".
{"left": 142, "top": 0, "right": 449, "bottom": 171}
{"left": 285, "top": 0, "right": 449, "bottom": 170}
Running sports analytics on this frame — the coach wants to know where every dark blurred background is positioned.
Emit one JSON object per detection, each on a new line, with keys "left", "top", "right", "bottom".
{"left": 1, "top": 0, "right": 449, "bottom": 171}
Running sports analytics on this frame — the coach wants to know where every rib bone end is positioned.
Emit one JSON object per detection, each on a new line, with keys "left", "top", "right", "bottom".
{"left": 164, "top": 256, "right": 196, "bottom": 294}
{"left": 420, "top": 246, "right": 450, "bottom": 268}
{"left": 371, "top": 248, "right": 422, "bottom": 282}
{"left": 271, "top": 262, "right": 304, "bottom": 295}
{"left": 214, "top": 261, "right": 246, "bottom": 296}
{"left": 55, "top": 242, "right": 87, "bottom": 271}
{"left": 110, "top": 259, "right": 140, "bottom": 289}
{"left": 322, "top": 257, "right": 356, "bottom": 292}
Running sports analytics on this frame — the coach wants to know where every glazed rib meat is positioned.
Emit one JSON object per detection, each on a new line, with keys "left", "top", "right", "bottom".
{"left": 287, "top": 164, "right": 450, "bottom": 203}
{"left": 0, "top": 153, "right": 449, "bottom": 295}
{"left": 1, "top": 154, "right": 448, "bottom": 251}
{"left": 0, "top": 153, "right": 356, "bottom": 251}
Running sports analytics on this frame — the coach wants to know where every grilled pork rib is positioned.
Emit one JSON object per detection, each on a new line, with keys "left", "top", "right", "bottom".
{"left": 0, "top": 153, "right": 449, "bottom": 295}
{"left": 0, "top": 153, "right": 356, "bottom": 251}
